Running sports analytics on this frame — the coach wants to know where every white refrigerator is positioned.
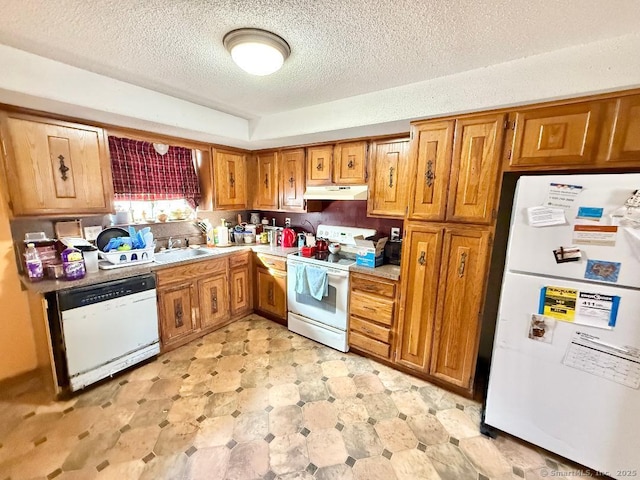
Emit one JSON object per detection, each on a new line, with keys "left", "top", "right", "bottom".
{"left": 485, "top": 174, "right": 640, "bottom": 477}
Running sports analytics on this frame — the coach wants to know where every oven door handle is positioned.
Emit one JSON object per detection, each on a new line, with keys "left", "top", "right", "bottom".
{"left": 326, "top": 270, "right": 349, "bottom": 278}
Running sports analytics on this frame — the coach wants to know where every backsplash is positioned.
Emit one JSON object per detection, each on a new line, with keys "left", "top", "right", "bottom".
{"left": 255, "top": 201, "right": 403, "bottom": 238}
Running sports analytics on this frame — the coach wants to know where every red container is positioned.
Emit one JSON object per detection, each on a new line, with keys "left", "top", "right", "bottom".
{"left": 301, "top": 246, "right": 316, "bottom": 257}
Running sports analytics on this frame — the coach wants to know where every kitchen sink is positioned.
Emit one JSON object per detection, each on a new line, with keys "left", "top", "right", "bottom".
{"left": 153, "top": 248, "right": 215, "bottom": 264}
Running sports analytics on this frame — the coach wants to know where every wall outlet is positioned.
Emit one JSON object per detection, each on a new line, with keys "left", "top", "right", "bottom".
{"left": 285, "top": 218, "right": 291, "bottom": 227}
{"left": 390, "top": 227, "right": 400, "bottom": 241}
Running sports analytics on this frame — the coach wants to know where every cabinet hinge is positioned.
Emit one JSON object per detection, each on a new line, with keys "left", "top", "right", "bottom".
{"left": 491, "top": 209, "right": 497, "bottom": 221}
{"left": 503, "top": 120, "right": 509, "bottom": 130}
{"left": 410, "top": 130, "right": 414, "bottom": 140}
{"left": 405, "top": 205, "right": 408, "bottom": 217}
{"left": 504, "top": 120, "right": 515, "bottom": 130}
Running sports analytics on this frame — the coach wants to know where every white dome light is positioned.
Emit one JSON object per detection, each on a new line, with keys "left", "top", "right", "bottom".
{"left": 224, "top": 28, "right": 290, "bottom": 76}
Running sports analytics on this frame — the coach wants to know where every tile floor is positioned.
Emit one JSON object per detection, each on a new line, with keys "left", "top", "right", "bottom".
{"left": 0, "top": 314, "right": 584, "bottom": 480}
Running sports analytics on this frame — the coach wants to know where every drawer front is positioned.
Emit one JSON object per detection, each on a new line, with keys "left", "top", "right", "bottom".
{"left": 350, "top": 291, "right": 394, "bottom": 326}
{"left": 351, "top": 274, "right": 395, "bottom": 298}
{"left": 350, "top": 331, "right": 391, "bottom": 359}
{"left": 350, "top": 316, "right": 391, "bottom": 343}
{"left": 157, "top": 257, "right": 228, "bottom": 286}
{"left": 229, "top": 251, "right": 250, "bottom": 269}
{"left": 256, "top": 253, "right": 286, "bottom": 271}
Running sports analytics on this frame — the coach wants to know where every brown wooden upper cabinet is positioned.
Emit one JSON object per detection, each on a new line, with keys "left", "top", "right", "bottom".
{"left": 601, "top": 94, "right": 640, "bottom": 164}
{"left": 306, "top": 141, "right": 367, "bottom": 185}
{"left": 506, "top": 102, "right": 602, "bottom": 168}
{"left": 279, "top": 148, "right": 306, "bottom": 211}
{"left": 368, "top": 138, "right": 410, "bottom": 218}
{"left": 408, "top": 114, "right": 504, "bottom": 225}
{"left": 255, "top": 151, "right": 278, "bottom": 209}
{"left": 250, "top": 148, "right": 306, "bottom": 212}
{"left": 0, "top": 112, "right": 113, "bottom": 216}
{"left": 212, "top": 147, "right": 247, "bottom": 210}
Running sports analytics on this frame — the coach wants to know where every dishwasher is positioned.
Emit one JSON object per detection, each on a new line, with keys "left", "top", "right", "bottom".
{"left": 49, "top": 274, "right": 159, "bottom": 392}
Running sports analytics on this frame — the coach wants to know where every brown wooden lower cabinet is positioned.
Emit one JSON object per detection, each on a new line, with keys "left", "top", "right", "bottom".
{"left": 156, "top": 252, "right": 251, "bottom": 352}
{"left": 254, "top": 253, "right": 287, "bottom": 323}
{"left": 348, "top": 273, "right": 398, "bottom": 361}
{"left": 394, "top": 222, "right": 491, "bottom": 393}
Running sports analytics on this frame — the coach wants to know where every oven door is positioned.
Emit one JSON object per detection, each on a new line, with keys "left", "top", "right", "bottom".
{"left": 287, "top": 260, "right": 349, "bottom": 330}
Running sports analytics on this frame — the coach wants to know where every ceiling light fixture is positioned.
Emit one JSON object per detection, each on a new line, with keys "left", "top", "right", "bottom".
{"left": 223, "top": 28, "right": 290, "bottom": 76}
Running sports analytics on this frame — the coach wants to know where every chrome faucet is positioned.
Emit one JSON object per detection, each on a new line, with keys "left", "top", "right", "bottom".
{"left": 167, "top": 237, "right": 182, "bottom": 249}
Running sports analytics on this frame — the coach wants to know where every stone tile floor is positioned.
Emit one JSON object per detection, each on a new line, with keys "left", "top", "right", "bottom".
{"left": 0, "top": 314, "right": 586, "bottom": 480}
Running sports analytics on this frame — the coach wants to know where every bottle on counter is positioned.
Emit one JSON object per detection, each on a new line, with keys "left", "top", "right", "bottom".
{"left": 24, "top": 243, "right": 44, "bottom": 282}
{"left": 215, "top": 219, "right": 229, "bottom": 247}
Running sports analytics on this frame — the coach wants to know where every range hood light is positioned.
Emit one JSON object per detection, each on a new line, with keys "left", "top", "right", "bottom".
{"left": 303, "top": 185, "right": 368, "bottom": 201}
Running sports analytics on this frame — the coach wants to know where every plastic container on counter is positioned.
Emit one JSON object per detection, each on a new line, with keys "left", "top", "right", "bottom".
{"left": 24, "top": 243, "right": 44, "bottom": 282}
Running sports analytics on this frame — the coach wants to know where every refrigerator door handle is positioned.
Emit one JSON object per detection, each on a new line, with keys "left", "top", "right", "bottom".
{"left": 458, "top": 252, "right": 467, "bottom": 277}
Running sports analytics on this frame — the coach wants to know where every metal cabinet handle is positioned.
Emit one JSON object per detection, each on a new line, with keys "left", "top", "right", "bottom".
{"left": 289, "top": 176, "right": 294, "bottom": 188}
{"left": 425, "top": 160, "right": 435, "bottom": 187}
{"left": 347, "top": 159, "right": 355, "bottom": 169}
{"left": 316, "top": 161, "right": 323, "bottom": 171}
{"left": 418, "top": 251, "right": 426, "bottom": 266}
{"left": 212, "top": 291, "right": 218, "bottom": 314}
{"left": 174, "top": 298, "right": 184, "bottom": 328}
{"left": 264, "top": 173, "right": 269, "bottom": 188}
{"left": 388, "top": 166, "right": 394, "bottom": 188}
{"left": 58, "top": 155, "right": 70, "bottom": 181}
{"left": 229, "top": 172, "right": 235, "bottom": 187}
{"left": 458, "top": 252, "right": 467, "bottom": 277}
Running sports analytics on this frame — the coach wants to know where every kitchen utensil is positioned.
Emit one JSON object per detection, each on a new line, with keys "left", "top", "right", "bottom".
{"left": 328, "top": 242, "right": 341, "bottom": 254}
{"left": 281, "top": 228, "right": 296, "bottom": 248}
{"left": 315, "top": 238, "right": 328, "bottom": 252}
{"left": 96, "top": 227, "right": 129, "bottom": 252}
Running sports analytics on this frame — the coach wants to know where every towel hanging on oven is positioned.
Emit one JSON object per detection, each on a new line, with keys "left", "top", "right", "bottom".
{"left": 294, "top": 264, "right": 329, "bottom": 301}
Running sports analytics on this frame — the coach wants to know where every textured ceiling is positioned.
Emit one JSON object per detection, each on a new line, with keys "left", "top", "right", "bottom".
{"left": 2, "top": 0, "right": 640, "bottom": 121}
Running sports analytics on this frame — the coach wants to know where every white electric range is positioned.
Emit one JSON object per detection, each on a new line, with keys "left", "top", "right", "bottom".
{"left": 286, "top": 225, "right": 376, "bottom": 352}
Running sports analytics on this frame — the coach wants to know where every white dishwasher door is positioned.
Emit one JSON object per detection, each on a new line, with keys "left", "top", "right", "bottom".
{"left": 62, "top": 289, "right": 159, "bottom": 382}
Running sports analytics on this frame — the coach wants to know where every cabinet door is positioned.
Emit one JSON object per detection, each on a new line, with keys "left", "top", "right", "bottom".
{"left": 604, "top": 95, "right": 640, "bottom": 163}
{"left": 256, "top": 152, "right": 279, "bottom": 209}
{"left": 306, "top": 145, "right": 333, "bottom": 185}
{"left": 368, "top": 138, "right": 410, "bottom": 218}
{"left": 396, "top": 224, "right": 443, "bottom": 372}
{"left": 198, "top": 274, "right": 229, "bottom": 330}
{"left": 279, "top": 148, "right": 306, "bottom": 211}
{"left": 213, "top": 148, "right": 247, "bottom": 209}
{"left": 447, "top": 114, "right": 505, "bottom": 224}
{"left": 256, "top": 267, "right": 287, "bottom": 320}
{"left": 408, "top": 121, "right": 454, "bottom": 221}
{"left": 430, "top": 228, "right": 491, "bottom": 389}
{"left": 2, "top": 115, "right": 112, "bottom": 216}
{"left": 334, "top": 141, "right": 367, "bottom": 184}
{"left": 509, "top": 103, "right": 601, "bottom": 167}
{"left": 230, "top": 266, "right": 251, "bottom": 316}
{"left": 158, "top": 283, "right": 196, "bottom": 345}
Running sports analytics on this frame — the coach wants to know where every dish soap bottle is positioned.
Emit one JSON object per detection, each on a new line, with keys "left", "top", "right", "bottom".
{"left": 25, "top": 243, "right": 44, "bottom": 282}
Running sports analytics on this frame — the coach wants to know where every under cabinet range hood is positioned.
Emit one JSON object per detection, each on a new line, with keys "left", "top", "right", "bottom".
{"left": 303, "top": 185, "right": 368, "bottom": 201}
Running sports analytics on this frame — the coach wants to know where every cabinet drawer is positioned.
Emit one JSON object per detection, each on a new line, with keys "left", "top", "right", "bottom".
{"left": 229, "top": 251, "right": 250, "bottom": 269}
{"left": 351, "top": 274, "right": 395, "bottom": 298}
{"left": 350, "top": 316, "right": 391, "bottom": 343}
{"left": 349, "top": 331, "right": 391, "bottom": 359}
{"left": 255, "top": 254, "right": 286, "bottom": 271}
{"left": 350, "top": 291, "right": 394, "bottom": 326}
{"left": 157, "top": 257, "right": 228, "bottom": 286}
